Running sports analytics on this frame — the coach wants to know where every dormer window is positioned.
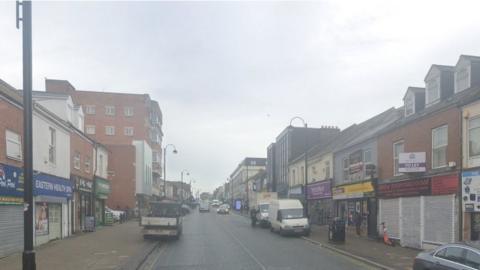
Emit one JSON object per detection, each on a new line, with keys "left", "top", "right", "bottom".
{"left": 405, "top": 93, "right": 414, "bottom": 117}
{"left": 426, "top": 77, "right": 440, "bottom": 106}
{"left": 455, "top": 66, "right": 470, "bottom": 93}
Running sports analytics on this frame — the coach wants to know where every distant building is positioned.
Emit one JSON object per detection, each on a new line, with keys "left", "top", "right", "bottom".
{"left": 229, "top": 157, "right": 266, "bottom": 206}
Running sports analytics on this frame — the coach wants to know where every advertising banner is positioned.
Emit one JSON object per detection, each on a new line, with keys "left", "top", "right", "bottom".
{"left": 378, "top": 178, "right": 430, "bottom": 199}
{"left": 0, "top": 163, "right": 24, "bottom": 204}
{"left": 34, "top": 173, "right": 73, "bottom": 199}
{"left": 399, "top": 152, "right": 426, "bottom": 173}
{"left": 307, "top": 180, "right": 331, "bottom": 200}
{"left": 332, "top": 181, "right": 374, "bottom": 200}
{"left": 35, "top": 202, "right": 49, "bottom": 235}
{"left": 462, "top": 170, "right": 480, "bottom": 212}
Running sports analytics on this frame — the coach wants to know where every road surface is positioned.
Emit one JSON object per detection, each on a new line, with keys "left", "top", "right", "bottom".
{"left": 141, "top": 209, "right": 374, "bottom": 270}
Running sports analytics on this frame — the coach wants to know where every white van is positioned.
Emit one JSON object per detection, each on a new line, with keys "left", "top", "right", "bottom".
{"left": 269, "top": 199, "right": 310, "bottom": 236}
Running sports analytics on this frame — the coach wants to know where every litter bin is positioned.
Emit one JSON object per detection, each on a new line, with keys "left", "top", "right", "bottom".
{"left": 328, "top": 217, "right": 345, "bottom": 243}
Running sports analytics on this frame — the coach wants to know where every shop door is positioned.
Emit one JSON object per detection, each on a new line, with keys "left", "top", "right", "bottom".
{"left": 0, "top": 205, "right": 23, "bottom": 257}
{"left": 471, "top": 213, "right": 480, "bottom": 240}
{"left": 367, "top": 198, "right": 377, "bottom": 237}
{"left": 400, "top": 197, "right": 421, "bottom": 248}
{"left": 49, "top": 204, "right": 62, "bottom": 240}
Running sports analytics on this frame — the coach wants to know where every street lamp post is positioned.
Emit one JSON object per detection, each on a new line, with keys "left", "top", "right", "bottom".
{"left": 180, "top": 170, "right": 190, "bottom": 203}
{"left": 163, "top": 144, "right": 177, "bottom": 198}
{"left": 17, "top": 1, "right": 36, "bottom": 269}
{"left": 289, "top": 116, "right": 308, "bottom": 217}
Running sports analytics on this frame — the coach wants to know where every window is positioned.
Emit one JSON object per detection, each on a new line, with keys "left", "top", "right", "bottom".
{"left": 426, "top": 77, "right": 440, "bottom": 106}
{"left": 85, "top": 156, "right": 91, "bottom": 173}
{"left": 432, "top": 125, "right": 448, "bottom": 168}
{"left": 6, "top": 130, "right": 22, "bottom": 160}
{"left": 393, "top": 141, "right": 404, "bottom": 176}
{"left": 405, "top": 94, "right": 414, "bottom": 116}
{"left": 325, "top": 161, "right": 330, "bottom": 179}
{"left": 455, "top": 67, "right": 470, "bottom": 93}
{"left": 85, "top": 105, "right": 96, "bottom": 115}
{"left": 363, "top": 149, "right": 372, "bottom": 164}
{"left": 300, "top": 166, "right": 304, "bottom": 183}
{"left": 152, "top": 151, "right": 159, "bottom": 162}
{"left": 49, "top": 127, "right": 56, "bottom": 164}
{"left": 74, "top": 152, "right": 81, "bottom": 170}
{"left": 465, "top": 250, "right": 480, "bottom": 269}
{"left": 440, "top": 247, "right": 465, "bottom": 264}
{"left": 124, "top": 127, "right": 134, "bottom": 136}
{"left": 124, "top": 107, "right": 134, "bottom": 117}
{"left": 98, "top": 154, "right": 104, "bottom": 174}
{"left": 469, "top": 117, "right": 480, "bottom": 158}
{"left": 292, "top": 169, "right": 296, "bottom": 184}
{"left": 105, "top": 126, "right": 115, "bottom": 136}
{"left": 342, "top": 158, "right": 349, "bottom": 180}
{"left": 105, "top": 106, "right": 115, "bottom": 116}
{"left": 86, "top": 125, "right": 95, "bottom": 135}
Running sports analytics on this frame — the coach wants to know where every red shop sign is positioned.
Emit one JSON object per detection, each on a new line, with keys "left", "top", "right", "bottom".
{"left": 378, "top": 178, "right": 431, "bottom": 199}
{"left": 431, "top": 174, "right": 459, "bottom": 195}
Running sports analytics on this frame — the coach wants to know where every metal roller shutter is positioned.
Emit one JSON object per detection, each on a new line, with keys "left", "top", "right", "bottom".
{"left": 0, "top": 205, "right": 24, "bottom": 258}
{"left": 400, "top": 197, "right": 421, "bottom": 248}
{"left": 379, "top": 198, "right": 399, "bottom": 239}
{"left": 423, "top": 194, "right": 456, "bottom": 245}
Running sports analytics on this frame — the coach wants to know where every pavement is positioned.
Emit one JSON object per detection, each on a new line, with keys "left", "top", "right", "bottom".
{"left": 0, "top": 221, "right": 158, "bottom": 270}
{"left": 141, "top": 209, "right": 373, "bottom": 270}
{"left": 303, "top": 225, "right": 419, "bottom": 270}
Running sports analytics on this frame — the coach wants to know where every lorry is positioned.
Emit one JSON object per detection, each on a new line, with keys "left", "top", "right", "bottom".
{"left": 268, "top": 199, "right": 310, "bottom": 236}
{"left": 140, "top": 200, "right": 183, "bottom": 239}
{"left": 199, "top": 200, "right": 210, "bottom": 212}
{"left": 249, "top": 192, "right": 277, "bottom": 227}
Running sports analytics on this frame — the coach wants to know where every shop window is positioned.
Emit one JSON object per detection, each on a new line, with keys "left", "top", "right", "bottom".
{"left": 6, "top": 130, "right": 22, "bottom": 160}
{"left": 469, "top": 117, "right": 480, "bottom": 159}
{"left": 393, "top": 140, "right": 404, "bottom": 176}
{"left": 432, "top": 125, "right": 448, "bottom": 169}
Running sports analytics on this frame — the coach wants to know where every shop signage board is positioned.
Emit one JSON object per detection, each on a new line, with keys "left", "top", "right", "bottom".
{"left": 73, "top": 176, "right": 93, "bottom": 193}
{"left": 0, "top": 163, "right": 24, "bottom": 204}
{"left": 95, "top": 178, "right": 111, "bottom": 199}
{"left": 378, "top": 178, "right": 430, "bottom": 198}
{"left": 332, "top": 181, "right": 374, "bottom": 200}
{"left": 307, "top": 180, "right": 331, "bottom": 200}
{"left": 462, "top": 170, "right": 480, "bottom": 212}
{"left": 289, "top": 186, "right": 303, "bottom": 195}
{"left": 399, "top": 152, "right": 426, "bottom": 173}
{"left": 431, "top": 174, "right": 458, "bottom": 195}
{"left": 34, "top": 173, "right": 73, "bottom": 199}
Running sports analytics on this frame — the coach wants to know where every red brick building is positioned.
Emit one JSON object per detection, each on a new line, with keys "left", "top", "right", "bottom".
{"left": 45, "top": 79, "right": 163, "bottom": 211}
{"left": 107, "top": 144, "right": 136, "bottom": 210}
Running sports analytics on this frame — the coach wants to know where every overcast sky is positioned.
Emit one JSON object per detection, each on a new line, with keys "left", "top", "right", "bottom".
{"left": 1, "top": 1, "right": 480, "bottom": 193}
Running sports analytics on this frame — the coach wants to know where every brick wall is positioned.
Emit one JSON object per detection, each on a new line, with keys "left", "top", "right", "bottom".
{"left": 377, "top": 106, "right": 461, "bottom": 180}
{"left": 70, "top": 131, "right": 94, "bottom": 180}
{"left": 107, "top": 145, "right": 136, "bottom": 210}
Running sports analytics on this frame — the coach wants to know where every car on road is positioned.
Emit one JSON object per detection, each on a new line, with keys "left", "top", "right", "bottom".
{"left": 105, "top": 207, "right": 125, "bottom": 222}
{"left": 217, "top": 204, "right": 230, "bottom": 214}
{"left": 211, "top": 200, "right": 221, "bottom": 207}
{"left": 269, "top": 199, "right": 310, "bottom": 236}
{"left": 413, "top": 242, "right": 480, "bottom": 270}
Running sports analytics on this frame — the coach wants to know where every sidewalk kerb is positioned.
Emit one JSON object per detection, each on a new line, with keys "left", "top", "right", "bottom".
{"left": 301, "top": 236, "right": 395, "bottom": 270}
{"left": 117, "top": 241, "right": 160, "bottom": 270}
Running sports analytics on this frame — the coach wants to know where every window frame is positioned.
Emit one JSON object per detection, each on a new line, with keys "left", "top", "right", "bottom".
{"left": 432, "top": 125, "right": 448, "bottom": 169}
{"left": 105, "top": 105, "right": 116, "bottom": 116}
{"left": 5, "top": 130, "right": 22, "bottom": 161}
{"left": 124, "top": 127, "right": 134, "bottom": 136}
{"left": 85, "top": 105, "right": 96, "bottom": 115}
{"left": 48, "top": 127, "right": 56, "bottom": 165}
{"left": 393, "top": 140, "right": 404, "bottom": 176}
{"left": 73, "top": 151, "right": 81, "bottom": 170}
{"left": 124, "top": 107, "right": 134, "bottom": 117}
{"left": 85, "top": 125, "right": 96, "bottom": 135}
{"left": 426, "top": 77, "right": 440, "bottom": 106}
{"left": 342, "top": 157, "right": 349, "bottom": 181}
{"left": 85, "top": 156, "right": 91, "bottom": 173}
{"left": 468, "top": 116, "right": 480, "bottom": 159}
{"left": 105, "top": 126, "right": 115, "bottom": 136}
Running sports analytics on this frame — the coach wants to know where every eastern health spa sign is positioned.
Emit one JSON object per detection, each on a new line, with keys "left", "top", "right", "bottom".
{"left": 399, "top": 152, "right": 426, "bottom": 173}
{"left": 34, "top": 173, "right": 73, "bottom": 199}
{"left": 463, "top": 170, "right": 480, "bottom": 212}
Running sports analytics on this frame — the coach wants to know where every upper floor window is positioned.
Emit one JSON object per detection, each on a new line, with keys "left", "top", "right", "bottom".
{"left": 426, "top": 77, "right": 440, "bottom": 106}
{"left": 98, "top": 154, "right": 104, "bottom": 174}
{"left": 469, "top": 117, "right": 480, "bottom": 159}
{"left": 74, "top": 151, "right": 81, "bottom": 170}
{"left": 85, "top": 105, "right": 96, "bottom": 115}
{"left": 6, "top": 130, "right": 22, "bottom": 160}
{"left": 85, "top": 156, "right": 91, "bottom": 173}
{"left": 86, "top": 125, "right": 95, "bottom": 135}
{"left": 124, "top": 107, "right": 134, "bottom": 117}
{"left": 292, "top": 169, "right": 296, "bottom": 184}
{"left": 432, "top": 125, "right": 448, "bottom": 169}
{"left": 393, "top": 140, "right": 404, "bottom": 176}
{"left": 405, "top": 94, "right": 414, "bottom": 116}
{"left": 363, "top": 149, "right": 373, "bottom": 164}
{"left": 105, "top": 105, "right": 115, "bottom": 116}
{"left": 152, "top": 151, "right": 159, "bottom": 162}
{"left": 124, "top": 127, "right": 134, "bottom": 136}
{"left": 324, "top": 161, "right": 330, "bottom": 179}
{"left": 342, "top": 158, "right": 349, "bottom": 180}
{"left": 455, "top": 66, "right": 470, "bottom": 93}
{"left": 49, "top": 127, "right": 56, "bottom": 164}
{"left": 105, "top": 126, "right": 115, "bottom": 136}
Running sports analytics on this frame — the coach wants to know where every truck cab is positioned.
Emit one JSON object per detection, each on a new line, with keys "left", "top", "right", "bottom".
{"left": 140, "top": 201, "right": 183, "bottom": 239}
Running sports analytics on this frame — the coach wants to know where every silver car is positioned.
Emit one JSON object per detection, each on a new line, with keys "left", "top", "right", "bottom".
{"left": 413, "top": 242, "right": 480, "bottom": 270}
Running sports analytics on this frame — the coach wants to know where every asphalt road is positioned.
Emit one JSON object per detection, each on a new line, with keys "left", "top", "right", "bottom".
{"left": 142, "top": 209, "right": 374, "bottom": 270}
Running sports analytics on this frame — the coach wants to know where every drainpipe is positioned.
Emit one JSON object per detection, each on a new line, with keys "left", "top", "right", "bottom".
{"left": 459, "top": 108, "right": 464, "bottom": 241}
{"left": 92, "top": 143, "right": 98, "bottom": 227}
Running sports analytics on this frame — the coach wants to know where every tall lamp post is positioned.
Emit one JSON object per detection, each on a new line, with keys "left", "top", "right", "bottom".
{"left": 163, "top": 144, "right": 177, "bottom": 198}
{"left": 289, "top": 116, "right": 308, "bottom": 217}
{"left": 180, "top": 169, "right": 190, "bottom": 203}
{"left": 17, "top": 1, "right": 36, "bottom": 269}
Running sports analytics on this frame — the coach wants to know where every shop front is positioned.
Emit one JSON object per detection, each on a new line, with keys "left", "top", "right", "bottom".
{"left": 33, "top": 172, "right": 73, "bottom": 246}
{"left": 333, "top": 180, "right": 377, "bottom": 237}
{"left": 462, "top": 169, "right": 480, "bottom": 241}
{"left": 94, "top": 177, "right": 110, "bottom": 226}
{"left": 306, "top": 180, "right": 333, "bottom": 225}
{"left": 0, "top": 163, "right": 24, "bottom": 258}
{"left": 72, "top": 175, "right": 93, "bottom": 232}
{"left": 378, "top": 174, "right": 459, "bottom": 249}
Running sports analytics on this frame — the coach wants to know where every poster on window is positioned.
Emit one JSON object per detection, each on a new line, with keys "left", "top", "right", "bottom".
{"left": 463, "top": 170, "right": 480, "bottom": 212}
{"left": 35, "top": 202, "right": 49, "bottom": 235}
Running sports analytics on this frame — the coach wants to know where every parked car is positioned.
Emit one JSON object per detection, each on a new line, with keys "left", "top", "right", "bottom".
{"left": 217, "top": 204, "right": 230, "bottom": 214}
{"left": 105, "top": 207, "right": 125, "bottom": 222}
{"left": 413, "top": 242, "right": 480, "bottom": 270}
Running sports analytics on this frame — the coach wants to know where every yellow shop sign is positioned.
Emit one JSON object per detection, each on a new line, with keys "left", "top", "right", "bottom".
{"left": 332, "top": 181, "right": 374, "bottom": 200}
